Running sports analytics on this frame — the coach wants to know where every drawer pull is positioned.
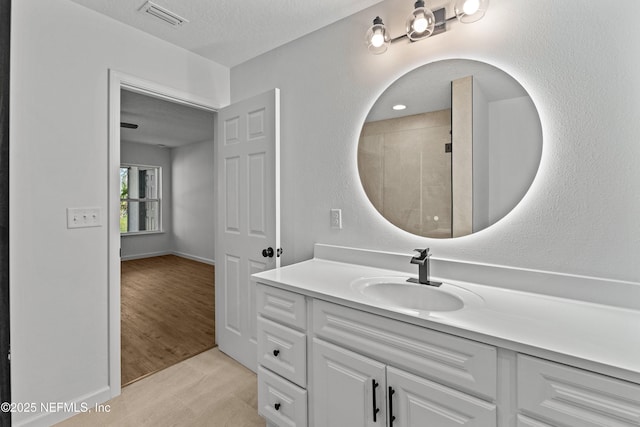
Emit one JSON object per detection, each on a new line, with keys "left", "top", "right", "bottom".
{"left": 372, "top": 379, "right": 380, "bottom": 422}
{"left": 273, "top": 349, "right": 280, "bottom": 357}
{"left": 274, "top": 403, "right": 281, "bottom": 411}
{"left": 389, "top": 387, "right": 396, "bottom": 426}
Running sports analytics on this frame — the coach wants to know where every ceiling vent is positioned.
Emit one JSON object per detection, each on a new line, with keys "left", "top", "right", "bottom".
{"left": 138, "top": 1, "right": 189, "bottom": 27}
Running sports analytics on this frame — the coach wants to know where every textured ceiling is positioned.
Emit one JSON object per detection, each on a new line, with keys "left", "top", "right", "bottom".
{"left": 120, "top": 90, "right": 215, "bottom": 148}
{"left": 69, "top": 0, "right": 384, "bottom": 67}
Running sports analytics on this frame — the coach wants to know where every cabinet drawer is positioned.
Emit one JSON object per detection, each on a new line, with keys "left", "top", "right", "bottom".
{"left": 312, "top": 299, "right": 497, "bottom": 400}
{"left": 257, "top": 283, "right": 307, "bottom": 330}
{"left": 258, "top": 365, "right": 307, "bottom": 427}
{"left": 517, "top": 354, "right": 640, "bottom": 426}
{"left": 258, "top": 316, "right": 307, "bottom": 387}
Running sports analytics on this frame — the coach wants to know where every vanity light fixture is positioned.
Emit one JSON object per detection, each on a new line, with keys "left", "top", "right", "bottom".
{"left": 366, "top": 0, "right": 489, "bottom": 54}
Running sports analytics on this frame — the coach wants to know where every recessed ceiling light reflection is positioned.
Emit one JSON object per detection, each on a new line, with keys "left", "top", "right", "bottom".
{"left": 392, "top": 104, "right": 407, "bottom": 111}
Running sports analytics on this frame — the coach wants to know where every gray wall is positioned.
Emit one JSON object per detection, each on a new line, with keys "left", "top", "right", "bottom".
{"left": 231, "top": 0, "right": 640, "bottom": 283}
{"left": 172, "top": 139, "right": 216, "bottom": 264}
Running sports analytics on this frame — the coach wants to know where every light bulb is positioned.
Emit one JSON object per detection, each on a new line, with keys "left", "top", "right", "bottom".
{"left": 371, "top": 31, "right": 384, "bottom": 48}
{"left": 412, "top": 15, "right": 428, "bottom": 34}
{"left": 463, "top": 0, "right": 480, "bottom": 15}
{"left": 366, "top": 17, "right": 390, "bottom": 54}
{"left": 406, "top": 4, "right": 435, "bottom": 41}
{"left": 455, "top": 0, "right": 489, "bottom": 23}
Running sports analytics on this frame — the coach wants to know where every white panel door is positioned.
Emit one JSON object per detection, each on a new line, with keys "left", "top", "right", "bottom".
{"left": 216, "top": 89, "right": 280, "bottom": 371}
{"left": 312, "top": 338, "right": 386, "bottom": 427}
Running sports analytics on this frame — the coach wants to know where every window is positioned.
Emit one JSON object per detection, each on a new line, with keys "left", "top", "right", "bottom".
{"left": 120, "top": 164, "right": 161, "bottom": 234}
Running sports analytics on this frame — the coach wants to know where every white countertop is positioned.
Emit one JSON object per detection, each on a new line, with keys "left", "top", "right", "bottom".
{"left": 253, "top": 257, "right": 640, "bottom": 383}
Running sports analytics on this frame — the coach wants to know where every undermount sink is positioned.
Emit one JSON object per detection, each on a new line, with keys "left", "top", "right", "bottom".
{"left": 350, "top": 277, "right": 478, "bottom": 313}
{"left": 363, "top": 282, "right": 464, "bottom": 311}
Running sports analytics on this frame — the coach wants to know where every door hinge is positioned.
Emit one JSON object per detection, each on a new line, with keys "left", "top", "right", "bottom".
{"left": 445, "top": 143, "right": 452, "bottom": 153}
{"left": 7, "top": 345, "right": 10, "bottom": 362}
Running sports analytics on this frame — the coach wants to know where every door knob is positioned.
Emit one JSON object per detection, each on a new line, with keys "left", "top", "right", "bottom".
{"left": 262, "top": 247, "right": 274, "bottom": 258}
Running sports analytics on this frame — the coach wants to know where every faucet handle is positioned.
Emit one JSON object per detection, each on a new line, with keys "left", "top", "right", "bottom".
{"left": 410, "top": 248, "right": 429, "bottom": 264}
{"left": 413, "top": 248, "right": 430, "bottom": 259}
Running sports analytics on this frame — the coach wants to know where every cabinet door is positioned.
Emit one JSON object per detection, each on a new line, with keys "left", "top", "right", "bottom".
{"left": 387, "top": 366, "right": 496, "bottom": 427}
{"left": 312, "top": 338, "right": 386, "bottom": 427}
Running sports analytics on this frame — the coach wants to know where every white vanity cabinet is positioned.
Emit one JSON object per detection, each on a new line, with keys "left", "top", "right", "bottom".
{"left": 311, "top": 300, "right": 497, "bottom": 427}
{"left": 255, "top": 281, "right": 640, "bottom": 427}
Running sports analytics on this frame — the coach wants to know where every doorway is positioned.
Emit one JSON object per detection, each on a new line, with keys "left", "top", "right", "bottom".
{"left": 108, "top": 70, "right": 219, "bottom": 396}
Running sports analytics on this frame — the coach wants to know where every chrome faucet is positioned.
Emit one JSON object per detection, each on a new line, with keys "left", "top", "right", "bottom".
{"left": 408, "top": 248, "right": 442, "bottom": 287}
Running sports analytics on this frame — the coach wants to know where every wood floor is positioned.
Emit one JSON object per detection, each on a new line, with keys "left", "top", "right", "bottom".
{"left": 121, "top": 255, "right": 215, "bottom": 386}
{"left": 55, "top": 348, "right": 265, "bottom": 427}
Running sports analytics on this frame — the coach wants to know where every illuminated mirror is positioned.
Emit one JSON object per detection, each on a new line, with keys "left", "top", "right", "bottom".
{"left": 358, "top": 59, "right": 542, "bottom": 238}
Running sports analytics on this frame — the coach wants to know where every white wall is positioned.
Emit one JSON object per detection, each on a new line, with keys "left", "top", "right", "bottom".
{"left": 120, "top": 141, "right": 173, "bottom": 260}
{"left": 9, "top": 0, "right": 229, "bottom": 425}
{"left": 172, "top": 139, "right": 216, "bottom": 264}
{"left": 231, "top": 0, "right": 640, "bottom": 284}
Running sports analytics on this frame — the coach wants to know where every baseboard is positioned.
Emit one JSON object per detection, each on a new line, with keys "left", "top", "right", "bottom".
{"left": 121, "top": 250, "right": 170, "bottom": 261}
{"left": 121, "top": 251, "right": 215, "bottom": 265}
{"left": 171, "top": 251, "right": 215, "bottom": 266}
{"left": 12, "top": 386, "right": 111, "bottom": 427}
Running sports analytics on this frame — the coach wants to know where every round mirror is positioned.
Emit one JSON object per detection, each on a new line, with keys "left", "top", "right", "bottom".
{"left": 358, "top": 59, "right": 542, "bottom": 238}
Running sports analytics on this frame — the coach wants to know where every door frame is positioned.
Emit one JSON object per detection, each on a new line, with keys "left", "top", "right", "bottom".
{"left": 107, "top": 70, "right": 218, "bottom": 397}
{"left": 1, "top": 1, "right": 10, "bottom": 426}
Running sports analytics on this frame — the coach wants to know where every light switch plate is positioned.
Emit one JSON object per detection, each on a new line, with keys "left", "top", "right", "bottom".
{"left": 67, "top": 207, "right": 102, "bottom": 229}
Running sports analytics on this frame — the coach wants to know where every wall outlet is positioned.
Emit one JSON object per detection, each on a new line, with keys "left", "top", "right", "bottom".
{"left": 67, "top": 207, "right": 102, "bottom": 229}
{"left": 330, "top": 208, "right": 342, "bottom": 229}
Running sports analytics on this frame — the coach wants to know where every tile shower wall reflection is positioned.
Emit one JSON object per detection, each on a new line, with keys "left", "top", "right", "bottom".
{"left": 358, "top": 109, "right": 452, "bottom": 238}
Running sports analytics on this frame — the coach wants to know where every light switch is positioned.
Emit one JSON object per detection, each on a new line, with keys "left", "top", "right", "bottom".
{"left": 67, "top": 207, "right": 102, "bottom": 229}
